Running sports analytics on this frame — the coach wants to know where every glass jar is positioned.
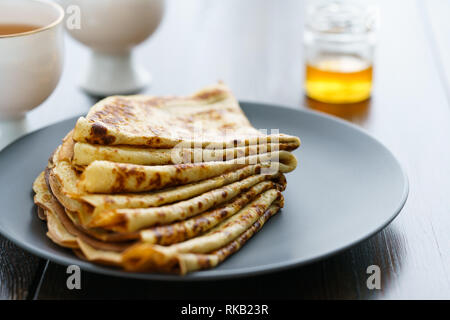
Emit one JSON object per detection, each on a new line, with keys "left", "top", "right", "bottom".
{"left": 304, "top": 0, "right": 378, "bottom": 104}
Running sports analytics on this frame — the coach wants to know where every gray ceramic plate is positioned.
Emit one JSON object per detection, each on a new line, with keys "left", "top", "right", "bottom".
{"left": 0, "top": 102, "right": 408, "bottom": 280}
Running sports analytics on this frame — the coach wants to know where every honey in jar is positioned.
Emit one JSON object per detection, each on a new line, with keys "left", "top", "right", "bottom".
{"left": 305, "top": 55, "right": 373, "bottom": 104}
{"left": 304, "top": 1, "right": 377, "bottom": 104}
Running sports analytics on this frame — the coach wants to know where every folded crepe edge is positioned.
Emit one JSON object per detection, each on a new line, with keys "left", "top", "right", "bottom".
{"left": 72, "top": 141, "right": 299, "bottom": 166}
{"left": 33, "top": 171, "right": 283, "bottom": 275}
{"left": 36, "top": 171, "right": 136, "bottom": 252}
{"left": 72, "top": 83, "right": 301, "bottom": 151}
{"left": 87, "top": 172, "right": 285, "bottom": 232}
{"left": 53, "top": 169, "right": 285, "bottom": 245}
{"left": 71, "top": 83, "right": 235, "bottom": 146}
{"left": 77, "top": 150, "right": 297, "bottom": 194}
{"left": 122, "top": 204, "right": 281, "bottom": 274}
{"left": 139, "top": 175, "right": 286, "bottom": 245}
{"left": 49, "top": 137, "right": 289, "bottom": 236}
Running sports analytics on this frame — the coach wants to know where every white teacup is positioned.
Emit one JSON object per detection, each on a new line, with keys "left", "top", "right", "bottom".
{"left": 0, "top": 0, "right": 64, "bottom": 120}
{"left": 59, "top": 0, "right": 165, "bottom": 96}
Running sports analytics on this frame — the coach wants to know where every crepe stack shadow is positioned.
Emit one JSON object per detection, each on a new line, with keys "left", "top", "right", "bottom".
{"left": 32, "top": 83, "right": 301, "bottom": 275}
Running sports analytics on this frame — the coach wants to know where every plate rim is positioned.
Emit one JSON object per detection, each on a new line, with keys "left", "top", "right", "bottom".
{"left": 0, "top": 101, "right": 409, "bottom": 281}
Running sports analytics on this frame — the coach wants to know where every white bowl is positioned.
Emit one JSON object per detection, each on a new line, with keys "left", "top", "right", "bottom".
{"left": 59, "top": 0, "right": 165, "bottom": 96}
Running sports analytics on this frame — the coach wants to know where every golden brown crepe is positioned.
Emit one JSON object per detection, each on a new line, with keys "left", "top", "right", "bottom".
{"left": 32, "top": 83, "right": 300, "bottom": 275}
{"left": 72, "top": 141, "right": 297, "bottom": 166}
{"left": 80, "top": 204, "right": 281, "bottom": 273}
{"left": 47, "top": 165, "right": 286, "bottom": 244}
{"left": 120, "top": 189, "right": 283, "bottom": 273}
{"left": 78, "top": 150, "right": 297, "bottom": 194}
{"left": 33, "top": 171, "right": 282, "bottom": 274}
{"left": 87, "top": 173, "right": 284, "bottom": 232}
{"left": 48, "top": 139, "right": 287, "bottom": 229}
{"left": 33, "top": 172, "right": 78, "bottom": 248}
{"left": 44, "top": 139, "right": 288, "bottom": 243}
{"left": 139, "top": 176, "right": 285, "bottom": 245}
{"left": 122, "top": 204, "right": 281, "bottom": 274}
{"left": 82, "top": 164, "right": 275, "bottom": 214}
{"left": 34, "top": 173, "right": 134, "bottom": 252}
{"left": 72, "top": 83, "right": 300, "bottom": 149}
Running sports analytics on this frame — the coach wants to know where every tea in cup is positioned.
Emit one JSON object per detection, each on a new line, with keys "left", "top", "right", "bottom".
{"left": 0, "top": 0, "right": 64, "bottom": 120}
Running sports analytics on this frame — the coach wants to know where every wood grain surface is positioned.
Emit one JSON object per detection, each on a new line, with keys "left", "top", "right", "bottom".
{"left": 1, "top": 0, "right": 450, "bottom": 299}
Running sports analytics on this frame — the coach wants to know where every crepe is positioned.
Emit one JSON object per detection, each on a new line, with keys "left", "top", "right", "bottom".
{"left": 78, "top": 204, "right": 281, "bottom": 274}
{"left": 87, "top": 171, "right": 285, "bottom": 232}
{"left": 31, "top": 83, "right": 300, "bottom": 275}
{"left": 72, "top": 83, "right": 300, "bottom": 149}
{"left": 34, "top": 173, "right": 134, "bottom": 252}
{"left": 73, "top": 141, "right": 296, "bottom": 166}
{"left": 122, "top": 204, "right": 281, "bottom": 274}
{"left": 139, "top": 176, "right": 285, "bottom": 245}
{"left": 78, "top": 150, "right": 296, "bottom": 194}
{"left": 48, "top": 165, "right": 286, "bottom": 243}
{"left": 46, "top": 138, "right": 288, "bottom": 241}
{"left": 122, "top": 190, "right": 282, "bottom": 273}
{"left": 50, "top": 156, "right": 285, "bottom": 233}
{"left": 33, "top": 172, "right": 78, "bottom": 249}
{"left": 49, "top": 138, "right": 286, "bottom": 227}
{"left": 34, "top": 172, "right": 282, "bottom": 274}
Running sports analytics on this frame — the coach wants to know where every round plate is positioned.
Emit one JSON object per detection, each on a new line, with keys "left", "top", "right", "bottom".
{"left": 0, "top": 102, "right": 408, "bottom": 280}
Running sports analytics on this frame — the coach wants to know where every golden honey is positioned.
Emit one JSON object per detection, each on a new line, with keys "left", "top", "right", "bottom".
{"left": 305, "top": 56, "right": 373, "bottom": 104}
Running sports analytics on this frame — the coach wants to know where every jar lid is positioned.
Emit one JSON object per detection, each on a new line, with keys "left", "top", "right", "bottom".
{"left": 306, "top": 1, "right": 378, "bottom": 35}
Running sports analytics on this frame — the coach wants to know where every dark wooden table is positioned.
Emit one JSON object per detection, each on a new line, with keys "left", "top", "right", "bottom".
{"left": 1, "top": 0, "right": 450, "bottom": 300}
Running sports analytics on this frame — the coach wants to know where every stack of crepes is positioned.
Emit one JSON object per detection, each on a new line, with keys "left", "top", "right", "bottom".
{"left": 32, "top": 83, "right": 300, "bottom": 275}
